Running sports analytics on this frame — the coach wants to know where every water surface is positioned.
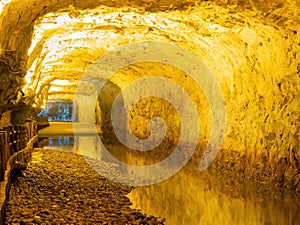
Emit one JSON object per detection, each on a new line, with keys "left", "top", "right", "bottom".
{"left": 38, "top": 136, "right": 300, "bottom": 225}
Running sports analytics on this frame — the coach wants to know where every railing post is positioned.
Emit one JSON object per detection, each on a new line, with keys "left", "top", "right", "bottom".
{"left": 0, "top": 132, "right": 5, "bottom": 181}
{"left": 15, "top": 125, "right": 20, "bottom": 153}
{"left": 26, "top": 122, "right": 32, "bottom": 140}
{"left": 8, "top": 126, "right": 14, "bottom": 156}
{"left": 22, "top": 125, "right": 28, "bottom": 150}
{"left": 0, "top": 128, "right": 9, "bottom": 181}
{"left": 2, "top": 127, "right": 11, "bottom": 162}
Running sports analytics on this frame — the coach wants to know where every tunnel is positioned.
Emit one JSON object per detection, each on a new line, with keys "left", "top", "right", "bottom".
{"left": 0, "top": 0, "right": 299, "bottom": 224}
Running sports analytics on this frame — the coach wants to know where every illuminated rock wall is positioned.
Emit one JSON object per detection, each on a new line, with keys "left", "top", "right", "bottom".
{"left": 0, "top": 0, "right": 299, "bottom": 189}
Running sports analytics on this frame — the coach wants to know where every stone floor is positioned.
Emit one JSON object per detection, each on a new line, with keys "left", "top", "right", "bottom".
{"left": 5, "top": 149, "right": 165, "bottom": 225}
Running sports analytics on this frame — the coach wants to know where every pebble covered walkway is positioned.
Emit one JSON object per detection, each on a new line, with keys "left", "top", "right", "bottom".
{"left": 5, "top": 149, "right": 165, "bottom": 225}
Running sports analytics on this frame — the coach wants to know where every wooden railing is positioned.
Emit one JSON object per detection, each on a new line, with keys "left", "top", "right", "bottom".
{"left": 0, "top": 121, "right": 38, "bottom": 224}
{"left": 0, "top": 121, "right": 37, "bottom": 181}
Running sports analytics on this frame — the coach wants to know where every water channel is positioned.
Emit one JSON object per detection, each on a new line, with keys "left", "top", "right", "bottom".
{"left": 37, "top": 134, "right": 300, "bottom": 225}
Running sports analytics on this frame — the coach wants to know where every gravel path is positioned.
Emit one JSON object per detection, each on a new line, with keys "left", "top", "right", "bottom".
{"left": 5, "top": 149, "right": 165, "bottom": 225}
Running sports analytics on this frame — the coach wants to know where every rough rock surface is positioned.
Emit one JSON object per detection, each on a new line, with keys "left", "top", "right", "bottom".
{"left": 0, "top": 0, "right": 299, "bottom": 193}
{"left": 5, "top": 149, "right": 165, "bottom": 225}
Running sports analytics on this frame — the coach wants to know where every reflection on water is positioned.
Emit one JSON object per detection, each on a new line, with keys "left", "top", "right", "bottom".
{"left": 38, "top": 136, "right": 76, "bottom": 152}
{"left": 38, "top": 136, "right": 300, "bottom": 225}
{"left": 127, "top": 165, "right": 300, "bottom": 225}
{"left": 38, "top": 136, "right": 107, "bottom": 159}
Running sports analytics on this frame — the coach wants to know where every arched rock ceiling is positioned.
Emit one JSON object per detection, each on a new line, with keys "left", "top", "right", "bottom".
{"left": 0, "top": 0, "right": 299, "bottom": 110}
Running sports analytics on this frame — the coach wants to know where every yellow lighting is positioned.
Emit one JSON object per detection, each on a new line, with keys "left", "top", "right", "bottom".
{"left": 28, "top": 31, "right": 43, "bottom": 56}
{"left": 55, "top": 14, "right": 72, "bottom": 26}
{"left": 48, "top": 86, "right": 66, "bottom": 93}
{"left": 28, "top": 13, "right": 72, "bottom": 56}
{"left": 47, "top": 39, "right": 60, "bottom": 51}
{"left": 25, "top": 58, "right": 38, "bottom": 84}
{"left": 207, "top": 24, "right": 228, "bottom": 33}
{"left": 26, "top": 5, "right": 235, "bottom": 103}
{"left": 32, "top": 103, "right": 37, "bottom": 108}
{"left": 25, "top": 76, "right": 31, "bottom": 83}
{"left": 51, "top": 79, "right": 70, "bottom": 86}
{"left": 0, "top": 0, "right": 12, "bottom": 15}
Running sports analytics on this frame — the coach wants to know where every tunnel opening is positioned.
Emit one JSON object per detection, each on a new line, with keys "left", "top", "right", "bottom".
{"left": 37, "top": 99, "right": 74, "bottom": 122}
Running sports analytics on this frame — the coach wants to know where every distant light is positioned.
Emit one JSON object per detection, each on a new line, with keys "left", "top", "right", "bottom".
{"left": 32, "top": 103, "right": 37, "bottom": 108}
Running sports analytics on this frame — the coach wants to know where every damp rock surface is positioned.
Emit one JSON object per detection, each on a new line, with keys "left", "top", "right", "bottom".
{"left": 5, "top": 149, "right": 165, "bottom": 225}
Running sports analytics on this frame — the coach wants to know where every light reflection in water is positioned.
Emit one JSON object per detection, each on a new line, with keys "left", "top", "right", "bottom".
{"left": 38, "top": 136, "right": 75, "bottom": 152}
{"left": 127, "top": 166, "right": 300, "bottom": 225}
{"left": 39, "top": 136, "right": 300, "bottom": 225}
{"left": 38, "top": 136, "right": 109, "bottom": 160}
{"left": 75, "top": 136, "right": 104, "bottom": 160}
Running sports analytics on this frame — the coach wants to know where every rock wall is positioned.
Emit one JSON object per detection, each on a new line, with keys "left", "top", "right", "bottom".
{"left": 97, "top": 24, "right": 300, "bottom": 188}
{"left": 0, "top": 0, "right": 299, "bottom": 189}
